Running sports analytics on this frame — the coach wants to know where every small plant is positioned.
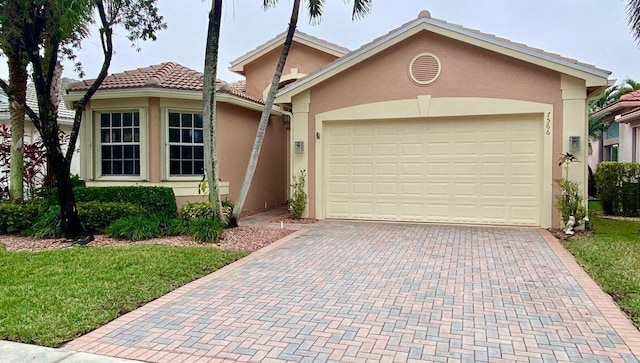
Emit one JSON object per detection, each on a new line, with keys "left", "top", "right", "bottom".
{"left": 29, "top": 207, "right": 62, "bottom": 238}
{"left": 105, "top": 216, "right": 162, "bottom": 241}
{"left": 189, "top": 218, "right": 224, "bottom": 243}
{"left": 288, "top": 170, "right": 307, "bottom": 219}
{"left": 179, "top": 200, "right": 233, "bottom": 222}
{"left": 555, "top": 153, "right": 586, "bottom": 227}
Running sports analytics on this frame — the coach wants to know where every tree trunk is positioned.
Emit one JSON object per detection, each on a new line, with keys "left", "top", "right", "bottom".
{"left": 7, "top": 44, "right": 27, "bottom": 203}
{"left": 51, "top": 147, "right": 83, "bottom": 238}
{"left": 202, "top": 0, "right": 225, "bottom": 222}
{"left": 230, "top": 0, "right": 301, "bottom": 225}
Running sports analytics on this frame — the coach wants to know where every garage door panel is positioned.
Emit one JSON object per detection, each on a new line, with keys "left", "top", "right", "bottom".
{"left": 324, "top": 115, "right": 542, "bottom": 226}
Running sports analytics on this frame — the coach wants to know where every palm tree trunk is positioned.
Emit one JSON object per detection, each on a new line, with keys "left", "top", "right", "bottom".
{"left": 7, "top": 45, "right": 27, "bottom": 204}
{"left": 202, "top": 0, "right": 225, "bottom": 222}
{"left": 230, "top": 0, "right": 301, "bottom": 225}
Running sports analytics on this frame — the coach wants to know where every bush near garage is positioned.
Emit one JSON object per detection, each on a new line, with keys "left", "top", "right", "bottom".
{"left": 595, "top": 162, "right": 640, "bottom": 216}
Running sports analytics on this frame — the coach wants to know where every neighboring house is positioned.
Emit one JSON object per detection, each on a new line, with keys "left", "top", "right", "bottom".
{"left": 64, "top": 31, "right": 349, "bottom": 213}
{"left": 275, "top": 10, "right": 610, "bottom": 228}
{"left": 0, "top": 82, "right": 80, "bottom": 192}
{"left": 589, "top": 90, "right": 640, "bottom": 170}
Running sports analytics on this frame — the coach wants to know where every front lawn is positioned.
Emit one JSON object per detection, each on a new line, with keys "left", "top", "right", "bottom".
{"left": 563, "top": 215, "right": 640, "bottom": 327}
{"left": 0, "top": 245, "right": 246, "bottom": 347}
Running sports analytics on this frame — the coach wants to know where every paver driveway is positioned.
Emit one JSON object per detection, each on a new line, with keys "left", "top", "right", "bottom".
{"left": 66, "top": 222, "right": 640, "bottom": 362}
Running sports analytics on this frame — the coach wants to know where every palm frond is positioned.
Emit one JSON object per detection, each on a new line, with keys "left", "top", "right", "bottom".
{"left": 351, "top": 0, "right": 371, "bottom": 20}
{"left": 307, "top": 0, "right": 324, "bottom": 23}
{"left": 263, "top": 0, "right": 278, "bottom": 9}
{"left": 627, "top": 0, "right": 640, "bottom": 44}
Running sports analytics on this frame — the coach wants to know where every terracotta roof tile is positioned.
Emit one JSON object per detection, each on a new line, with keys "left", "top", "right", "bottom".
{"left": 66, "top": 62, "right": 264, "bottom": 104}
{"left": 620, "top": 90, "right": 640, "bottom": 101}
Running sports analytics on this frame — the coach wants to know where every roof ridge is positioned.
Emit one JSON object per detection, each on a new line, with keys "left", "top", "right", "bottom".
{"left": 145, "top": 62, "right": 177, "bottom": 87}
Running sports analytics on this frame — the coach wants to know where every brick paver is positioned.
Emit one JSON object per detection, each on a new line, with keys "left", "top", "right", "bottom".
{"left": 65, "top": 222, "right": 640, "bottom": 362}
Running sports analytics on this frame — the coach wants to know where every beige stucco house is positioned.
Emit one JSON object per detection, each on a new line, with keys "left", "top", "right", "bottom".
{"left": 66, "top": 11, "right": 612, "bottom": 226}
{"left": 275, "top": 11, "right": 611, "bottom": 228}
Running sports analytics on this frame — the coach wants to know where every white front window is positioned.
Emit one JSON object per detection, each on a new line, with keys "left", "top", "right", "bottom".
{"left": 167, "top": 111, "right": 204, "bottom": 176}
{"left": 99, "top": 111, "right": 140, "bottom": 176}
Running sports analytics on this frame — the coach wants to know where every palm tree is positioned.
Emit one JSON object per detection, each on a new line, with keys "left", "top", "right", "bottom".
{"left": 615, "top": 78, "right": 640, "bottom": 99}
{"left": 628, "top": 0, "right": 640, "bottom": 42}
{"left": 230, "top": 0, "right": 372, "bottom": 226}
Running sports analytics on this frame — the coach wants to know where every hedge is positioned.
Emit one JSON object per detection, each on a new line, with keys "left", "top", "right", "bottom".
{"left": 595, "top": 162, "right": 640, "bottom": 216}
{"left": 0, "top": 202, "right": 47, "bottom": 234}
{"left": 78, "top": 201, "right": 144, "bottom": 233}
{"left": 73, "top": 186, "right": 177, "bottom": 218}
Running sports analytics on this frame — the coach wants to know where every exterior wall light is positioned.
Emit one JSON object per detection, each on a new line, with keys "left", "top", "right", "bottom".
{"left": 569, "top": 136, "right": 581, "bottom": 152}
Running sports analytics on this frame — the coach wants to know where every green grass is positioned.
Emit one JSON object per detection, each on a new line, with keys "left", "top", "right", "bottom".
{"left": 588, "top": 200, "right": 603, "bottom": 212}
{"left": 563, "top": 216, "right": 640, "bottom": 326}
{"left": 0, "top": 245, "right": 247, "bottom": 347}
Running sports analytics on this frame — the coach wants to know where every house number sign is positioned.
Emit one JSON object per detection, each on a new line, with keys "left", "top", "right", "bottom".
{"left": 545, "top": 112, "right": 551, "bottom": 135}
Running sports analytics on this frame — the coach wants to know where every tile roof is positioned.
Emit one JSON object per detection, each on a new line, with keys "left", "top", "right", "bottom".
{"left": 66, "top": 62, "right": 264, "bottom": 104}
{"left": 620, "top": 90, "right": 640, "bottom": 101}
{"left": 0, "top": 82, "right": 75, "bottom": 121}
{"left": 277, "top": 11, "right": 610, "bottom": 99}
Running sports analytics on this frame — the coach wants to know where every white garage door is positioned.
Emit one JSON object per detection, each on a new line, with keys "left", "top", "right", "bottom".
{"left": 323, "top": 114, "right": 542, "bottom": 226}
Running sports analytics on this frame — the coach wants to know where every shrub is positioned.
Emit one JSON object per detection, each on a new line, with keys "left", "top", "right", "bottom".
{"left": 555, "top": 178, "right": 587, "bottom": 225}
{"left": 189, "top": 218, "right": 224, "bottom": 243}
{"left": 595, "top": 162, "right": 640, "bottom": 216}
{"left": 78, "top": 201, "right": 144, "bottom": 233}
{"left": 29, "top": 207, "right": 62, "bottom": 238}
{"left": 288, "top": 170, "right": 307, "bottom": 219}
{"left": 73, "top": 186, "right": 177, "bottom": 218}
{"left": 105, "top": 216, "right": 162, "bottom": 241}
{"left": 179, "top": 201, "right": 232, "bottom": 221}
{"left": 0, "top": 202, "right": 47, "bottom": 234}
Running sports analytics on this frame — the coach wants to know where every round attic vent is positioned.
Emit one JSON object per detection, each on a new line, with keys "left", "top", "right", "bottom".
{"left": 409, "top": 53, "right": 441, "bottom": 85}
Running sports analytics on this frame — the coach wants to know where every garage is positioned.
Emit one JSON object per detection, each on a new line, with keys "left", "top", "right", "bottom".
{"left": 323, "top": 114, "right": 542, "bottom": 226}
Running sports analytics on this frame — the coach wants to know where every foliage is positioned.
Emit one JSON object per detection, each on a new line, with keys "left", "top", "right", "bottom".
{"left": 0, "top": 124, "right": 48, "bottom": 199}
{"left": 588, "top": 166, "right": 598, "bottom": 198}
{"left": 595, "top": 162, "right": 640, "bottom": 216}
{"left": 78, "top": 201, "right": 143, "bottom": 233}
{"left": 29, "top": 207, "right": 63, "bottom": 238}
{"left": 179, "top": 201, "right": 232, "bottom": 222}
{"left": 0, "top": 245, "right": 246, "bottom": 347}
{"left": 288, "top": 169, "right": 307, "bottom": 219}
{"left": 554, "top": 153, "right": 586, "bottom": 226}
{"left": 0, "top": 202, "right": 46, "bottom": 235}
{"left": 188, "top": 218, "right": 224, "bottom": 243}
{"left": 73, "top": 186, "right": 177, "bottom": 218}
{"left": 105, "top": 215, "right": 162, "bottom": 241}
{"left": 563, "top": 216, "right": 640, "bottom": 327}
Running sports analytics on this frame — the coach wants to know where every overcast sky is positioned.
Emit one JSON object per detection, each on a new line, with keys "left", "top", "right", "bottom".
{"left": 1, "top": 0, "right": 638, "bottom": 84}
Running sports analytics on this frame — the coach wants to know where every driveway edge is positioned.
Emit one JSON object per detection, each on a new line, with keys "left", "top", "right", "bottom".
{"left": 538, "top": 229, "right": 640, "bottom": 358}
{"left": 63, "top": 227, "right": 310, "bottom": 355}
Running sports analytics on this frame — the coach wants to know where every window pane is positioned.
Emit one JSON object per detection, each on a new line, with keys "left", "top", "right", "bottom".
{"left": 134, "top": 162, "right": 140, "bottom": 175}
{"left": 102, "top": 146, "right": 111, "bottom": 159}
{"left": 170, "top": 145, "right": 180, "bottom": 160}
{"left": 101, "top": 129, "right": 110, "bottom": 142}
{"left": 169, "top": 129, "right": 180, "bottom": 142}
{"left": 169, "top": 112, "right": 180, "bottom": 127}
{"left": 134, "top": 145, "right": 140, "bottom": 158}
{"left": 113, "top": 145, "right": 123, "bottom": 159}
{"left": 112, "top": 113, "right": 121, "bottom": 127}
{"left": 182, "top": 146, "right": 193, "bottom": 159}
{"left": 134, "top": 112, "right": 140, "bottom": 126}
{"left": 194, "top": 114, "right": 203, "bottom": 128}
{"left": 124, "top": 145, "right": 134, "bottom": 158}
{"left": 181, "top": 113, "right": 192, "bottom": 128}
{"left": 102, "top": 161, "right": 111, "bottom": 175}
{"left": 182, "top": 160, "right": 193, "bottom": 175}
{"left": 182, "top": 129, "right": 192, "bottom": 143}
{"left": 113, "top": 161, "right": 122, "bottom": 174}
{"left": 123, "top": 128, "right": 133, "bottom": 142}
{"left": 112, "top": 129, "right": 121, "bottom": 143}
{"left": 123, "top": 112, "right": 132, "bottom": 127}
{"left": 101, "top": 114, "right": 110, "bottom": 127}
{"left": 134, "top": 129, "right": 140, "bottom": 142}
{"left": 170, "top": 160, "right": 180, "bottom": 175}
{"left": 194, "top": 146, "right": 203, "bottom": 159}
{"left": 124, "top": 160, "right": 134, "bottom": 174}
{"left": 193, "top": 130, "right": 203, "bottom": 143}
{"left": 194, "top": 160, "right": 204, "bottom": 175}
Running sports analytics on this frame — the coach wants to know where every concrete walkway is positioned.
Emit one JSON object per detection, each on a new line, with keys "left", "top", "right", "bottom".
{"left": 62, "top": 222, "right": 640, "bottom": 362}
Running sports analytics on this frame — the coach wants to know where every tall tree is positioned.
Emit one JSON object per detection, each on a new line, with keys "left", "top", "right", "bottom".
{"left": 0, "top": 2, "right": 29, "bottom": 203}
{"left": 202, "top": 0, "right": 226, "bottom": 222}
{"left": 230, "top": 0, "right": 371, "bottom": 225}
{"left": 0, "top": 0, "right": 165, "bottom": 238}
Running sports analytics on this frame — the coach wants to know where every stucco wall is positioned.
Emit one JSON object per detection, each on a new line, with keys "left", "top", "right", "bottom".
{"left": 243, "top": 42, "right": 339, "bottom": 100}
{"left": 301, "top": 31, "right": 566, "bottom": 223}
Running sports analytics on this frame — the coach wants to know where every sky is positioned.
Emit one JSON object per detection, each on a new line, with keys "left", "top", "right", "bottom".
{"left": 1, "top": 0, "right": 639, "bottom": 84}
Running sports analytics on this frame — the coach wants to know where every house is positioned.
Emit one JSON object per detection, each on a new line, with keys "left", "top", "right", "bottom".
{"left": 274, "top": 10, "right": 611, "bottom": 228}
{"left": 588, "top": 91, "right": 640, "bottom": 170}
{"left": 0, "top": 82, "right": 80, "bottom": 194}
{"left": 66, "top": 10, "right": 612, "bottom": 227}
{"left": 64, "top": 31, "right": 350, "bottom": 213}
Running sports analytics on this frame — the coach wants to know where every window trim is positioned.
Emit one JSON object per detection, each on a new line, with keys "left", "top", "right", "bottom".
{"left": 92, "top": 108, "right": 148, "bottom": 181}
{"left": 162, "top": 108, "right": 205, "bottom": 181}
